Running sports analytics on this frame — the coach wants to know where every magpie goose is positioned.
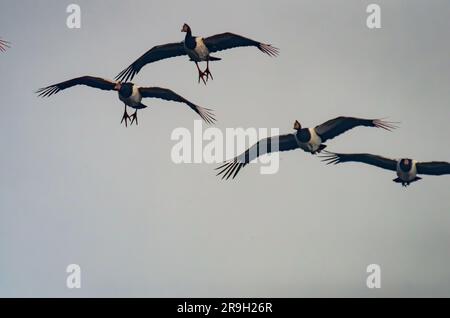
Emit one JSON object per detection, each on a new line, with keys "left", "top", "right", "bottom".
{"left": 36, "top": 76, "right": 215, "bottom": 126}
{"left": 116, "top": 23, "right": 279, "bottom": 85}
{"left": 321, "top": 152, "right": 450, "bottom": 187}
{"left": 216, "top": 117, "right": 397, "bottom": 179}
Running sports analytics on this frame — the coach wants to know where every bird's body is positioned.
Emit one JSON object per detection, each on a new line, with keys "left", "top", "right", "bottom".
{"left": 116, "top": 23, "right": 278, "bottom": 84}
{"left": 216, "top": 116, "right": 396, "bottom": 179}
{"left": 295, "top": 127, "right": 324, "bottom": 153}
{"left": 117, "top": 83, "right": 146, "bottom": 109}
{"left": 184, "top": 36, "right": 212, "bottom": 62}
{"left": 396, "top": 159, "right": 419, "bottom": 184}
{"left": 321, "top": 152, "right": 450, "bottom": 187}
{"left": 36, "top": 76, "right": 215, "bottom": 126}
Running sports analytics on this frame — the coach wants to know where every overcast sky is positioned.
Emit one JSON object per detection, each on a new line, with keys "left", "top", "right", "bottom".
{"left": 1, "top": 0, "right": 449, "bottom": 297}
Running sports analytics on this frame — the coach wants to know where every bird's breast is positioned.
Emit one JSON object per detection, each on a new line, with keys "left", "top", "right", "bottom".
{"left": 396, "top": 160, "right": 417, "bottom": 181}
{"left": 118, "top": 87, "right": 142, "bottom": 107}
{"left": 308, "top": 128, "right": 323, "bottom": 151}
{"left": 193, "top": 37, "right": 210, "bottom": 60}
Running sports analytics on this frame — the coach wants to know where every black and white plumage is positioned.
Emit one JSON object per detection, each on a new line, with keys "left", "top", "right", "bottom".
{"left": 0, "top": 38, "right": 10, "bottom": 52}
{"left": 116, "top": 23, "right": 279, "bottom": 84}
{"left": 321, "top": 152, "right": 450, "bottom": 187}
{"left": 36, "top": 76, "right": 215, "bottom": 126}
{"left": 216, "top": 116, "right": 396, "bottom": 179}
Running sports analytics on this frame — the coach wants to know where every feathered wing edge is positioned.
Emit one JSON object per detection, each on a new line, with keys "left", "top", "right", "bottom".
{"left": 0, "top": 38, "right": 11, "bottom": 52}
{"left": 35, "top": 77, "right": 117, "bottom": 97}
{"left": 320, "top": 151, "right": 350, "bottom": 165}
{"left": 193, "top": 105, "right": 216, "bottom": 125}
{"left": 35, "top": 85, "right": 62, "bottom": 97}
{"left": 115, "top": 42, "right": 186, "bottom": 82}
{"left": 416, "top": 161, "right": 450, "bottom": 176}
{"left": 204, "top": 33, "right": 279, "bottom": 57}
{"left": 371, "top": 118, "right": 399, "bottom": 131}
{"left": 315, "top": 117, "right": 399, "bottom": 142}
{"left": 115, "top": 64, "right": 138, "bottom": 83}
{"left": 139, "top": 87, "right": 217, "bottom": 125}
{"left": 319, "top": 151, "right": 398, "bottom": 172}
{"left": 215, "top": 134, "right": 298, "bottom": 180}
{"left": 215, "top": 160, "right": 247, "bottom": 180}
{"left": 257, "top": 42, "right": 279, "bottom": 57}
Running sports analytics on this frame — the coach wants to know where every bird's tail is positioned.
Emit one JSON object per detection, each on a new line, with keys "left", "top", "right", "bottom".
{"left": 208, "top": 56, "right": 222, "bottom": 61}
{"left": 317, "top": 144, "right": 327, "bottom": 154}
{"left": 136, "top": 103, "right": 148, "bottom": 109}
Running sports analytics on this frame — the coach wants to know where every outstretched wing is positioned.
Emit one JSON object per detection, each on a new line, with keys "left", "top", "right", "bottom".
{"left": 36, "top": 76, "right": 117, "bottom": 97}
{"left": 0, "top": 38, "right": 10, "bottom": 52}
{"left": 416, "top": 161, "right": 450, "bottom": 176}
{"left": 314, "top": 117, "right": 397, "bottom": 142}
{"left": 203, "top": 32, "right": 279, "bottom": 57}
{"left": 115, "top": 42, "right": 186, "bottom": 82}
{"left": 216, "top": 133, "right": 298, "bottom": 180}
{"left": 138, "top": 87, "right": 215, "bottom": 124}
{"left": 321, "top": 152, "right": 398, "bottom": 172}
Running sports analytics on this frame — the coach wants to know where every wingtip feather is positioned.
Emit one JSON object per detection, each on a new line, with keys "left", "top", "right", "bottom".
{"left": 259, "top": 43, "right": 279, "bottom": 57}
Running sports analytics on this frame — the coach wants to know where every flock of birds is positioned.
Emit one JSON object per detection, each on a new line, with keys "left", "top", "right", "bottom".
{"left": 2, "top": 23, "right": 450, "bottom": 187}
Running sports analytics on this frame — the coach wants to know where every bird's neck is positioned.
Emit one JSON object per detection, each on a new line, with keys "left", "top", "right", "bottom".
{"left": 185, "top": 29, "right": 193, "bottom": 41}
{"left": 296, "top": 128, "right": 311, "bottom": 143}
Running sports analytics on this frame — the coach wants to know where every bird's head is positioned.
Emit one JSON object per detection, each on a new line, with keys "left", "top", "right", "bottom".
{"left": 116, "top": 82, "right": 133, "bottom": 97}
{"left": 293, "top": 120, "right": 302, "bottom": 131}
{"left": 399, "top": 158, "right": 413, "bottom": 171}
{"left": 181, "top": 23, "right": 191, "bottom": 33}
{"left": 114, "top": 82, "right": 122, "bottom": 91}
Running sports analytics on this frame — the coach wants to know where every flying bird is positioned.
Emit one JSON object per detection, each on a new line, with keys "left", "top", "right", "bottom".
{"left": 116, "top": 23, "right": 279, "bottom": 85}
{"left": 216, "top": 116, "right": 397, "bottom": 179}
{"left": 0, "top": 38, "right": 10, "bottom": 52}
{"left": 36, "top": 76, "right": 215, "bottom": 126}
{"left": 321, "top": 152, "right": 450, "bottom": 187}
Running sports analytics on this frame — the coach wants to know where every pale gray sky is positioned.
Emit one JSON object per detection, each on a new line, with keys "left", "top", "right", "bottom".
{"left": 1, "top": 0, "right": 449, "bottom": 297}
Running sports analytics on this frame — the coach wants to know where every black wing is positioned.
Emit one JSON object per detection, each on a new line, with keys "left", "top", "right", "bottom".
{"left": 203, "top": 32, "right": 279, "bottom": 57}
{"left": 115, "top": 42, "right": 186, "bottom": 82}
{"left": 216, "top": 133, "right": 299, "bottom": 180}
{"left": 138, "top": 87, "right": 215, "bottom": 125}
{"left": 416, "top": 161, "right": 450, "bottom": 176}
{"left": 314, "top": 117, "right": 397, "bottom": 142}
{"left": 36, "top": 76, "right": 117, "bottom": 97}
{"left": 0, "top": 38, "right": 10, "bottom": 52}
{"left": 321, "top": 152, "right": 398, "bottom": 172}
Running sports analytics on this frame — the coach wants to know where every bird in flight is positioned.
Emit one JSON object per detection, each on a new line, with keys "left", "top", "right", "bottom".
{"left": 321, "top": 152, "right": 450, "bottom": 187}
{"left": 0, "top": 38, "right": 10, "bottom": 52}
{"left": 216, "top": 116, "right": 397, "bottom": 179}
{"left": 36, "top": 76, "right": 215, "bottom": 126}
{"left": 116, "top": 23, "right": 279, "bottom": 85}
